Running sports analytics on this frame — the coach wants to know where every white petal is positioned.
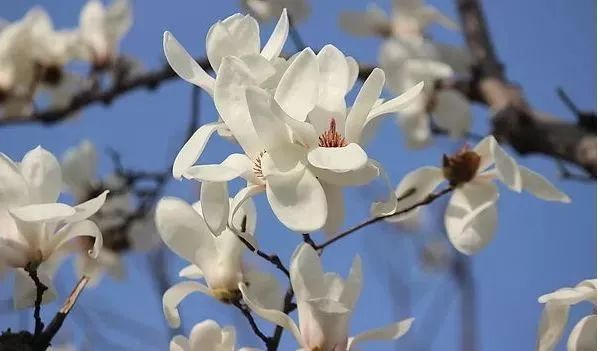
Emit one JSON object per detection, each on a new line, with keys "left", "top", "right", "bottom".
{"left": 321, "top": 183, "right": 344, "bottom": 236}
{"left": 155, "top": 197, "right": 215, "bottom": 264}
{"left": 0, "top": 153, "right": 29, "bottom": 207}
{"left": 163, "top": 281, "right": 212, "bottom": 328}
{"left": 274, "top": 48, "right": 318, "bottom": 122}
{"left": 390, "top": 166, "right": 444, "bottom": 222}
{"left": 346, "top": 56, "right": 359, "bottom": 94}
{"left": 363, "top": 82, "right": 424, "bottom": 140}
{"left": 312, "top": 160, "right": 379, "bottom": 187}
{"left": 48, "top": 219, "right": 103, "bottom": 259}
{"left": 239, "top": 281, "right": 303, "bottom": 344}
{"left": 163, "top": 31, "right": 215, "bottom": 95}
{"left": 200, "top": 182, "right": 229, "bottom": 235}
{"left": 61, "top": 140, "right": 97, "bottom": 195}
{"left": 445, "top": 183, "right": 499, "bottom": 255}
{"left": 263, "top": 158, "right": 327, "bottom": 232}
{"left": 473, "top": 135, "right": 496, "bottom": 172}
{"left": 313, "top": 45, "right": 349, "bottom": 131}
{"left": 345, "top": 68, "right": 385, "bottom": 143}
{"left": 307, "top": 144, "right": 368, "bottom": 173}
{"left": 491, "top": 140, "right": 522, "bottom": 191}
{"left": 229, "top": 185, "right": 265, "bottom": 238}
{"left": 10, "top": 203, "right": 75, "bottom": 222}
{"left": 178, "top": 264, "right": 203, "bottom": 279}
{"left": 173, "top": 122, "right": 226, "bottom": 179}
{"left": 348, "top": 318, "right": 414, "bottom": 350}
{"left": 188, "top": 320, "right": 226, "bottom": 350}
{"left": 214, "top": 56, "right": 263, "bottom": 158}
{"left": 339, "top": 255, "right": 362, "bottom": 309}
{"left": 19, "top": 146, "right": 62, "bottom": 203}
{"left": 290, "top": 243, "right": 325, "bottom": 300}
{"left": 260, "top": 9, "right": 289, "bottom": 60}
{"left": 246, "top": 86, "right": 292, "bottom": 154}
{"left": 537, "top": 302, "right": 570, "bottom": 351}
{"left": 68, "top": 190, "right": 109, "bottom": 222}
{"left": 519, "top": 166, "right": 571, "bottom": 203}
{"left": 239, "top": 54, "right": 276, "bottom": 84}
{"left": 184, "top": 153, "right": 257, "bottom": 184}
{"left": 170, "top": 336, "right": 190, "bottom": 351}
{"left": 539, "top": 285, "right": 596, "bottom": 305}
{"left": 244, "top": 270, "right": 284, "bottom": 311}
{"left": 567, "top": 315, "right": 596, "bottom": 351}
{"left": 396, "top": 111, "right": 432, "bottom": 149}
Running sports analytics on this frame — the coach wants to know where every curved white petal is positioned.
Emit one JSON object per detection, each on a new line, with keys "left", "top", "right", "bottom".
{"left": 10, "top": 203, "right": 76, "bottom": 223}
{"left": 229, "top": 185, "right": 265, "bottom": 235}
{"left": 290, "top": 243, "right": 325, "bottom": 300}
{"left": 173, "top": 122, "right": 226, "bottom": 179}
{"left": 339, "top": 255, "right": 362, "bottom": 309}
{"left": 260, "top": 9, "right": 289, "bottom": 60}
{"left": 491, "top": 140, "right": 522, "bottom": 191}
{"left": 170, "top": 335, "right": 190, "bottom": 351}
{"left": 246, "top": 86, "right": 292, "bottom": 153}
{"left": 312, "top": 160, "right": 379, "bottom": 187}
{"left": 163, "top": 281, "right": 212, "bottom": 328}
{"left": 239, "top": 54, "right": 276, "bottom": 84}
{"left": 239, "top": 282, "right": 303, "bottom": 344}
{"left": 155, "top": 197, "right": 215, "bottom": 264}
{"left": 567, "top": 315, "right": 596, "bottom": 351}
{"left": 348, "top": 318, "right": 414, "bottom": 350}
{"left": 274, "top": 48, "right": 318, "bottom": 122}
{"left": 184, "top": 153, "right": 256, "bottom": 184}
{"left": 519, "top": 166, "right": 571, "bottom": 203}
{"left": 0, "top": 153, "right": 29, "bottom": 207}
{"left": 390, "top": 166, "right": 444, "bottom": 222}
{"left": 363, "top": 82, "right": 424, "bottom": 140}
{"left": 48, "top": 219, "right": 103, "bottom": 259}
{"left": 432, "top": 90, "right": 471, "bottom": 138}
{"left": 445, "top": 183, "right": 499, "bottom": 255}
{"left": 163, "top": 31, "right": 215, "bottom": 95}
{"left": 537, "top": 301, "right": 570, "bottom": 351}
{"left": 19, "top": 146, "right": 62, "bottom": 203}
{"left": 214, "top": 56, "right": 263, "bottom": 158}
{"left": 200, "top": 181, "right": 229, "bottom": 235}
{"left": 313, "top": 45, "right": 350, "bottom": 131}
{"left": 178, "top": 264, "right": 204, "bottom": 279}
{"left": 307, "top": 144, "right": 368, "bottom": 173}
{"left": 244, "top": 270, "right": 284, "bottom": 311}
{"left": 473, "top": 136, "right": 496, "bottom": 172}
{"left": 345, "top": 68, "right": 385, "bottom": 143}
{"left": 321, "top": 183, "right": 344, "bottom": 236}
{"left": 68, "top": 190, "right": 109, "bottom": 222}
{"left": 346, "top": 56, "right": 360, "bottom": 93}
{"left": 188, "top": 319, "right": 228, "bottom": 351}
{"left": 263, "top": 158, "right": 327, "bottom": 232}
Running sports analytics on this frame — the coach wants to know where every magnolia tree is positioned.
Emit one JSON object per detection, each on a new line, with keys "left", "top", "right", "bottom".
{"left": 0, "top": 1, "right": 595, "bottom": 350}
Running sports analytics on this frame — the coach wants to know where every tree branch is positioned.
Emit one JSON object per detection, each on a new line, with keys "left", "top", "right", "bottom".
{"left": 452, "top": 0, "right": 596, "bottom": 177}
{"left": 232, "top": 300, "right": 271, "bottom": 346}
{"left": 25, "top": 265, "right": 47, "bottom": 338}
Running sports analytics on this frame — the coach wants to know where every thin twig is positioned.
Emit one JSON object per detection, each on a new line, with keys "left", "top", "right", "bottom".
{"left": 302, "top": 233, "right": 317, "bottom": 249}
{"left": 316, "top": 187, "right": 453, "bottom": 250}
{"left": 236, "top": 216, "right": 290, "bottom": 278}
{"left": 25, "top": 265, "right": 47, "bottom": 337}
{"left": 233, "top": 300, "right": 271, "bottom": 346}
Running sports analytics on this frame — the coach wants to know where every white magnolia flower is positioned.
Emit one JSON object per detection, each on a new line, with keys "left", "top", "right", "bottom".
{"left": 170, "top": 320, "right": 261, "bottom": 351}
{"left": 393, "top": 136, "right": 570, "bottom": 255}
{"left": 78, "top": 0, "right": 132, "bottom": 68}
{"left": 241, "top": 243, "right": 414, "bottom": 350}
{"left": 163, "top": 10, "right": 289, "bottom": 97}
{"left": 537, "top": 279, "right": 596, "bottom": 351}
{"left": 173, "top": 51, "right": 328, "bottom": 233}
{"left": 241, "top": 0, "right": 310, "bottom": 24}
{"left": 379, "top": 38, "right": 471, "bottom": 148}
{"left": 0, "top": 146, "right": 107, "bottom": 308}
{"left": 339, "top": 0, "right": 458, "bottom": 40}
{"left": 156, "top": 195, "right": 282, "bottom": 328}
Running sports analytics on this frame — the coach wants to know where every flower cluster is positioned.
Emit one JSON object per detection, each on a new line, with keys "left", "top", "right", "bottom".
{"left": 0, "top": 0, "right": 131, "bottom": 117}
{"left": 340, "top": 0, "right": 472, "bottom": 148}
{"left": 0, "top": 146, "right": 107, "bottom": 308}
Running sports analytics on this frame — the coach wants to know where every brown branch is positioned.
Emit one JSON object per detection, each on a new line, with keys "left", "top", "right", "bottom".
{"left": 34, "top": 276, "right": 89, "bottom": 350}
{"left": 452, "top": 0, "right": 596, "bottom": 177}
{"left": 25, "top": 265, "right": 47, "bottom": 338}
{"left": 0, "top": 57, "right": 211, "bottom": 126}
{"left": 232, "top": 300, "right": 271, "bottom": 346}
{"left": 266, "top": 286, "right": 296, "bottom": 351}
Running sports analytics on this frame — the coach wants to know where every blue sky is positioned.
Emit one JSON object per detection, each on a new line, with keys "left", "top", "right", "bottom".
{"left": 0, "top": 1, "right": 595, "bottom": 350}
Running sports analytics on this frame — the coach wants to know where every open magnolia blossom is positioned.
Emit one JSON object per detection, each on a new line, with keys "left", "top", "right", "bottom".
{"left": 537, "top": 279, "right": 596, "bottom": 351}
{"left": 393, "top": 136, "right": 570, "bottom": 255}
{"left": 379, "top": 38, "right": 471, "bottom": 148}
{"left": 241, "top": 244, "right": 414, "bottom": 350}
{"left": 156, "top": 195, "right": 282, "bottom": 328}
{"left": 339, "top": 0, "right": 458, "bottom": 40}
{"left": 171, "top": 320, "right": 261, "bottom": 351}
{"left": 241, "top": 0, "right": 310, "bottom": 24}
{"left": 0, "top": 146, "right": 107, "bottom": 308}
{"left": 78, "top": 0, "right": 132, "bottom": 68}
{"left": 163, "top": 10, "right": 289, "bottom": 98}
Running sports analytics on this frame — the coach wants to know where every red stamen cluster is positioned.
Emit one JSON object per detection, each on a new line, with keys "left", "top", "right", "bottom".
{"left": 318, "top": 119, "right": 347, "bottom": 148}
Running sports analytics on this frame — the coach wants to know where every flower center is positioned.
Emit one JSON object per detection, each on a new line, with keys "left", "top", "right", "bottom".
{"left": 212, "top": 288, "right": 242, "bottom": 304}
{"left": 318, "top": 118, "right": 347, "bottom": 148}
{"left": 253, "top": 151, "right": 266, "bottom": 180}
{"left": 442, "top": 145, "right": 481, "bottom": 187}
